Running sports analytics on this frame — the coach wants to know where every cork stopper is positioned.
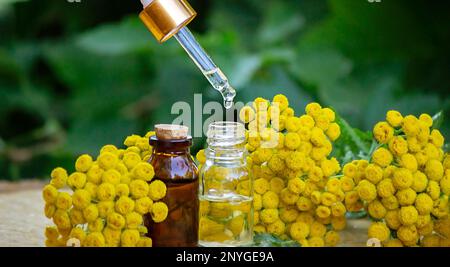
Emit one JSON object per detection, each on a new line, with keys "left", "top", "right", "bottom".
{"left": 155, "top": 124, "right": 189, "bottom": 140}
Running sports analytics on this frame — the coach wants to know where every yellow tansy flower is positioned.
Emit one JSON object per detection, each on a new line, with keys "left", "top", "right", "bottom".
{"left": 115, "top": 196, "right": 135, "bottom": 215}
{"left": 72, "top": 189, "right": 91, "bottom": 209}
{"left": 55, "top": 192, "right": 72, "bottom": 211}
{"left": 97, "top": 152, "right": 118, "bottom": 170}
{"left": 151, "top": 202, "right": 169, "bottom": 223}
{"left": 373, "top": 122, "right": 394, "bottom": 144}
{"left": 148, "top": 180, "right": 167, "bottom": 201}
{"left": 75, "top": 154, "right": 93, "bottom": 173}
{"left": 132, "top": 162, "right": 155, "bottom": 181}
{"left": 372, "top": 147, "right": 393, "bottom": 168}
{"left": 368, "top": 222, "right": 390, "bottom": 242}
{"left": 399, "top": 206, "right": 419, "bottom": 225}
{"left": 386, "top": 110, "right": 403, "bottom": 127}
{"left": 130, "top": 179, "right": 150, "bottom": 199}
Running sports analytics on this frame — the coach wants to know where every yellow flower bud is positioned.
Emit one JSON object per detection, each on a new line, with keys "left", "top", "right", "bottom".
{"left": 368, "top": 222, "right": 390, "bottom": 242}
{"left": 97, "top": 152, "right": 118, "bottom": 170}
{"left": 83, "top": 204, "right": 99, "bottom": 222}
{"left": 415, "top": 193, "right": 433, "bottom": 215}
{"left": 72, "top": 189, "right": 91, "bottom": 209}
{"left": 103, "top": 227, "right": 121, "bottom": 247}
{"left": 56, "top": 192, "right": 72, "bottom": 210}
{"left": 122, "top": 152, "right": 141, "bottom": 170}
{"left": 372, "top": 147, "right": 393, "bottom": 168}
{"left": 132, "top": 162, "right": 155, "bottom": 181}
{"left": 136, "top": 237, "right": 153, "bottom": 247}
{"left": 115, "top": 196, "right": 135, "bottom": 215}
{"left": 130, "top": 179, "right": 150, "bottom": 199}
{"left": 260, "top": 208, "right": 279, "bottom": 224}
{"left": 373, "top": 122, "right": 394, "bottom": 144}
{"left": 126, "top": 212, "right": 143, "bottom": 229}
{"left": 97, "top": 201, "right": 115, "bottom": 218}
{"left": 68, "top": 172, "right": 87, "bottom": 189}
{"left": 262, "top": 191, "right": 279, "bottom": 209}
{"left": 134, "top": 196, "right": 154, "bottom": 215}
{"left": 69, "top": 227, "right": 86, "bottom": 244}
{"left": 368, "top": 200, "right": 387, "bottom": 220}
{"left": 425, "top": 159, "right": 444, "bottom": 181}
{"left": 393, "top": 168, "right": 413, "bottom": 190}
{"left": 151, "top": 202, "right": 168, "bottom": 223}
{"left": 69, "top": 208, "right": 86, "bottom": 225}
{"left": 124, "top": 135, "right": 141, "bottom": 147}
{"left": 114, "top": 183, "right": 129, "bottom": 197}
{"left": 84, "top": 232, "right": 106, "bottom": 247}
{"left": 75, "top": 154, "right": 93, "bottom": 173}
{"left": 45, "top": 226, "right": 59, "bottom": 241}
{"left": 107, "top": 212, "right": 125, "bottom": 230}
{"left": 385, "top": 210, "right": 401, "bottom": 230}
{"left": 102, "top": 169, "right": 121, "bottom": 185}
{"left": 97, "top": 183, "right": 116, "bottom": 201}
{"left": 148, "top": 180, "right": 167, "bottom": 201}
{"left": 50, "top": 167, "right": 68, "bottom": 189}
{"left": 87, "top": 164, "right": 104, "bottom": 185}
{"left": 121, "top": 229, "right": 140, "bottom": 247}
{"left": 386, "top": 110, "right": 403, "bottom": 127}
{"left": 324, "top": 230, "right": 340, "bottom": 247}
{"left": 53, "top": 209, "right": 72, "bottom": 230}
{"left": 196, "top": 149, "right": 206, "bottom": 164}
{"left": 42, "top": 184, "right": 58, "bottom": 204}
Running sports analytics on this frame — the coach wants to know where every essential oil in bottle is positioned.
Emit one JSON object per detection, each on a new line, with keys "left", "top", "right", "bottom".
{"left": 198, "top": 122, "right": 253, "bottom": 247}
{"left": 144, "top": 124, "right": 199, "bottom": 247}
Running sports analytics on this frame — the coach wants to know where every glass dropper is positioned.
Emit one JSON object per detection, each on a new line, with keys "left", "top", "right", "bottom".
{"left": 139, "top": 0, "right": 236, "bottom": 109}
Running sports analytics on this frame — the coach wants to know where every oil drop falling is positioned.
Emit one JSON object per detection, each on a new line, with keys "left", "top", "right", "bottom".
{"left": 221, "top": 85, "right": 236, "bottom": 110}
{"left": 223, "top": 99, "right": 233, "bottom": 110}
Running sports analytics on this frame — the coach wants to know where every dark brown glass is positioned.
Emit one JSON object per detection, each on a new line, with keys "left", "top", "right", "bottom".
{"left": 145, "top": 135, "right": 199, "bottom": 247}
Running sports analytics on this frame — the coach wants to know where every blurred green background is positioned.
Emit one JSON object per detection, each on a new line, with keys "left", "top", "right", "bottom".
{"left": 0, "top": 0, "right": 449, "bottom": 180}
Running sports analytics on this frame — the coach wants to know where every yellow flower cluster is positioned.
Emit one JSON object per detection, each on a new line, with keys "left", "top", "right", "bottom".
{"left": 196, "top": 95, "right": 345, "bottom": 247}
{"left": 43, "top": 131, "right": 168, "bottom": 247}
{"left": 342, "top": 111, "right": 450, "bottom": 247}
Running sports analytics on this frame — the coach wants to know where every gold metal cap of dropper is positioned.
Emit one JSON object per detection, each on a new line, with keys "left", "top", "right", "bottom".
{"left": 139, "top": 0, "right": 196, "bottom": 43}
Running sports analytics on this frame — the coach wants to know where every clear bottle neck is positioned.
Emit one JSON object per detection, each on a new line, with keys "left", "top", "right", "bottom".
{"left": 205, "top": 121, "right": 246, "bottom": 166}
{"left": 205, "top": 145, "right": 246, "bottom": 166}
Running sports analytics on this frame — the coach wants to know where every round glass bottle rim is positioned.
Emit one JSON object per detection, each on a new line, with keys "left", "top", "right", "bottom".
{"left": 206, "top": 121, "right": 245, "bottom": 147}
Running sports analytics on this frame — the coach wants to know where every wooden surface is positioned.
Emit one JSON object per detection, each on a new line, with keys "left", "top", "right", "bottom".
{"left": 0, "top": 181, "right": 370, "bottom": 247}
{"left": 0, "top": 187, "right": 50, "bottom": 247}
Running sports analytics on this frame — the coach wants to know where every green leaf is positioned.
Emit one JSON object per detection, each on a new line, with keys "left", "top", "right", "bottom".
{"left": 0, "top": 0, "right": 27, "bottom": 11}
{"left": 337, "top": 115, "right": 372, "bottom": 155}
{"left": 333, "top": 114, "right": 373, "bottom": 163}
{"left": 75, "top": 17, "right": 155, "bottom": 56}
{"left": 253, "top": 233, "right": 300, "bottom": 247}
{"left": 443, "top": 143, "right": 450, "bottom": 153}
{"left": 65, "top": 117, "right": 136, "bottom": 156}
{"left": 0, "top": 48, "right": 23, "bottom": 84}
{"left": 257, "top": 1, "right": 304, "bottom": 46}
{"left": 260, "top": 47, "right": 297, "bottom": 65}
{"left": 300, "top": 0, "right": 434, "bottom": 61}
{"left": 228, "top": 54, "right": 262, "bottom": 88}
{"left": 237, "top": 66, "right": 313, "bottom": 113}
{"left": 289, "top": 47, "right": 352, "bottom": 86}
{"left": 432, "top": 111, "right": 444, "bottom": 130}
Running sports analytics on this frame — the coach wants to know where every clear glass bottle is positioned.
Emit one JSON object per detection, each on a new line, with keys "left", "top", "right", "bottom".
{"left": 145, "top": 125, "right": 199, "bottom": 247}
{"left": 198, "top": 122, "right": 253, "bottom": 247}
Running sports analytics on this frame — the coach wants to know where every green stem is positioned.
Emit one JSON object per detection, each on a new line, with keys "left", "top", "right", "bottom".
{"left": 338, "top": 117, "right": 371, "bottom": 156}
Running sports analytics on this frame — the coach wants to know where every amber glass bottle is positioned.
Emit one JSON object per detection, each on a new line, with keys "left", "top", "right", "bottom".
{"left": 144, "top": 125, "right": 199, "bottom": 247}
